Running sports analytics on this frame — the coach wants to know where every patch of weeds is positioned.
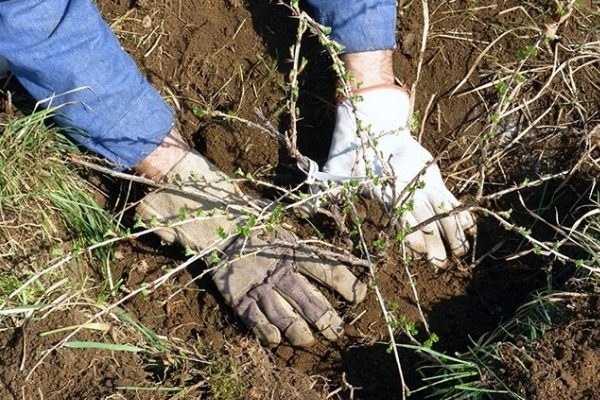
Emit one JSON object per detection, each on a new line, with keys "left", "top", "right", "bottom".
{"left": 0, "top": 273, "right": 43, "bottom": 305}
{"left": 404, "top": 291, "right": 565, "bottom": 399}
{"left": 403, "top": 345, "right": 501, "bottom": 400}
{"left": 409, "top": 110, "right": 422, "bottom": 131}
{"left": 204, "top": 346, "right": 247, "bottom": 400}
{"left": 494, "top": 81, "right": 509, "bottom": 96}
{"left": 516, "top": 45, "right": 538, "bottom": 60}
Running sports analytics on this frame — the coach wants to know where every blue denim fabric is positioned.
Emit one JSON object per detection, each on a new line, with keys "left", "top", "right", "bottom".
{"left": 0, "top": 0, "right": 173, "bottom": 169}
{"left": 306, "top": 0, "right": 397, "bottom": 53}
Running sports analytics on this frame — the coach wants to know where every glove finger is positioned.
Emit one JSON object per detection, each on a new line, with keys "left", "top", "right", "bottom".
{"left": 276, "top": 272, "right": 345, "bottom": 341}
{"left": 428, "top": 189, "right": 470, "bottom": 257}
{"left": 412, "top": 194, "right": 448, "bottom": 268}
{"left": 443, "top": 189, "right": 477, "bottom": 236}
{"left": 254, "top": 288, "right": 314, "bottom": 347}
{"left": 295, "top": 254, "right": 367, "bottom": 304}
{"left": 235, "top": 296, "right": 281, "bottom": 347}
{"left": 459, "top": 209, "right": 477, "bottom": 237}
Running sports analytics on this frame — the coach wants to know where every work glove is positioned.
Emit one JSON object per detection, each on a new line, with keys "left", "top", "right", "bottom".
{"left": 137, "top": 150, "right": 367, "bottom": 347}
{"left": 320, "top": 86, "right": 475, "bottom": 268}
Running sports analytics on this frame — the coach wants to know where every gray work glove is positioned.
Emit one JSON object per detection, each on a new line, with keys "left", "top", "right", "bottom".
{"left": 137, "top": 150, "right": 367, "bottom": 347}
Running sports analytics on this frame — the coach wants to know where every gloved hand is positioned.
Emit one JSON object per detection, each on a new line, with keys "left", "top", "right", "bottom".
{"left": 137, "top": 150, "right": 367, "bottom": 347}
{"left": 321, "top": 86, "right": 475, "bottom": 268}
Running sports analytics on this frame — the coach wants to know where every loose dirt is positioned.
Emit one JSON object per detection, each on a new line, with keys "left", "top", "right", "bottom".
{"left": 2, "top": 0, "right": 599, "bottom": 399}
{"left": 0, "top": 309, "right": 150, "bottom": 400}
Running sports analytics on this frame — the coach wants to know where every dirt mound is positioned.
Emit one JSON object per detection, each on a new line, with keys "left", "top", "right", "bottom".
{"left": 498, "top": 293, "right": 600, "bottom": 400}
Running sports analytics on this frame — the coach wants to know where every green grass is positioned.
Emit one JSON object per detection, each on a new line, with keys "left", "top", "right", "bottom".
{"left": 0, "top": 108, "right": 116, "bottom": 280}
{"left": 0, "top": 107, "right": 121, "bottom": 326}
{"left": 0, "top": 105, "right": 261, "bottom": 399}
{"left": 406, "top": 193, "right": 600, "bottom": 399}
{"left": 403, "top": 292, "right": 567, "bottom": 400}
{"left": 204, "top": 346, "right": 248, "bottom": 400}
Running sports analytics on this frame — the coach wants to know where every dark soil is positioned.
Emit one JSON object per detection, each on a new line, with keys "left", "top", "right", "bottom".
{"left": 498, "top": 293, "right": 600, "bottom": 400}
{"left": 0, "top": 245, "right": 324, "bottom": 400}
{"left": 1, "top": 0, "right": 599, "bottom": 399}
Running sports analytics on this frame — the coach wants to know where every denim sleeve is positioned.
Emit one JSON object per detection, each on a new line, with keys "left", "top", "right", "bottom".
{"left": 305, "top": 0, "right": 397, "bottom": 53}
{"left": 0, "top": 0, "right": 173, "bottom": 169}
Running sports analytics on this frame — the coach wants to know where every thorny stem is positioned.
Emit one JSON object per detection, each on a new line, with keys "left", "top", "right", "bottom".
{"left": 287, "top": 14, "right": 308, "bottom": 152}
{"left": 409, "top": 0, "right": 429, "bottom": 116}
{"left": 402, "top": 254, "right": 430, "bottom": 334}
{"left": 473, "top": 206, "right": 599, "bottom": 273}
{"left": 349, "top": 202, "right": 409, "bottom": 399}
{"left": 282, "top": 8, "right": 416, "bottom": 394}
{"left": 254, "top": 108, "right": 303, "bottom": 161}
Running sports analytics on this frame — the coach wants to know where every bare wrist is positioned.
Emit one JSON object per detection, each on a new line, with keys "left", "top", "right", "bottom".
{"left": 342, "top": 50, "right": 394, "bottom": 93}
{"left": 135, "top": 128, "right": 191, "bottom": 182}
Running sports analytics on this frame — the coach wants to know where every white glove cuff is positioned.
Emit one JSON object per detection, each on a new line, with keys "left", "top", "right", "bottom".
{"left": 337, "top": 86, "right": 411, "bottom": 136}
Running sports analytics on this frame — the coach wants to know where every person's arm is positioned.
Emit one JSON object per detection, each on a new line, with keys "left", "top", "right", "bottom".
{"left": 306, "top": 0, "right": 396, "bottom": 91}
{"left": 305, "top": 0, "right": 475, "bottom": 267}
{"left": 0, "top": 0, "right": 177, "bottom": 171}
{"left": 0, "top": 0, "right": 366, "bottom": 347}
{"left": 305, "top": 0, "right": 397, "bottom": 54}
